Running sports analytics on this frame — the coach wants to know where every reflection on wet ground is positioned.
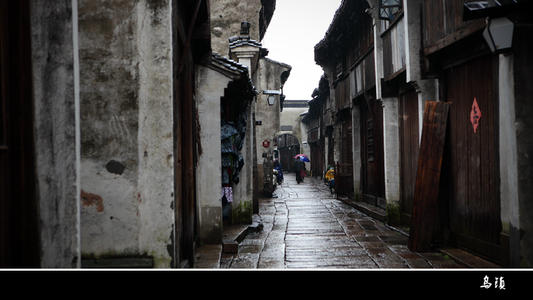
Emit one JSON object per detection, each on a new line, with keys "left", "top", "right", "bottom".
{"left": 220, "top": 174, "right": 465, "bottom": 269}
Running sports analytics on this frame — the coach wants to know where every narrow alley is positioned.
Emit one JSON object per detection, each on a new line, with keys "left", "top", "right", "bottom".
{"left": 197, "top": 175, "right": 498, "bottom": 269}
{"left": 2, "top": 0, "right": 532, "bottom": 276}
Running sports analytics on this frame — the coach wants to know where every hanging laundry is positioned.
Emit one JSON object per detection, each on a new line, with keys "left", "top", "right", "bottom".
{"left": 222, "top": 187, "right": 233, "bottom": 203}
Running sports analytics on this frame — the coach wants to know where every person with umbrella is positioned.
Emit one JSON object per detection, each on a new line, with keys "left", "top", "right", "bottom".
{"left": 293, "top": 154, "right": 309, "bottom": 184}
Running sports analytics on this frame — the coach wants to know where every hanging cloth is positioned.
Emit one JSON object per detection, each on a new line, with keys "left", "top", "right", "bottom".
{"left": 222, "top": 187, "right": 233, "bottom": 203}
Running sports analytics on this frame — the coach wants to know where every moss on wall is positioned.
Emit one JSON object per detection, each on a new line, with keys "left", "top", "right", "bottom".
{"left": 386, "top": 203, "right": 401, "bottom": 226}
{"left": 232, "top": 200, "right": 253, "bottom": 224}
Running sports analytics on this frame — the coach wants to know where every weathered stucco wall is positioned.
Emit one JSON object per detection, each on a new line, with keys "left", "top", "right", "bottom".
{"left": 195, "top": 65, "right": 230, "bottom": 244}
{"left": 136, "top": 0, "right": 175, "bottom": 268}
{"left": 30, "top": 0, "right": 80, "bottom": 268}
{"left": 79, "top": 0, "right": 141, "bottom": 258}
{"left": 280, "top": 106, "right": 308, "bottom": 141}
{"left": 79, "top": 0, "right": 175, "bottom": 268}
{"left": 255, "top": 58, "right": 290, "bottom": 162}
{"left": 210, "top": 0, "right": 263, "bottom": 55}
{"left": 381, "top": 97, "right": 401, "bottom": 207}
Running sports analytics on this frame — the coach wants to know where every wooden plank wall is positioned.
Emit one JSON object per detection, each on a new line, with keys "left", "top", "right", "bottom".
{"left": 422, "top": 0, "right": 485, "bottom": 53}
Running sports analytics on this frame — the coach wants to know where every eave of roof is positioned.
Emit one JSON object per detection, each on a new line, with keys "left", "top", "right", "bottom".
{"left": 209, "top": 53, "right": 258, "bottom": 96}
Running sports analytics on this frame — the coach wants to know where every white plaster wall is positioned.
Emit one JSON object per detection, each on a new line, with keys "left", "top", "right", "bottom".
{"left": 382, "top": 97, "right": 400, "bottom": 204}
{"left": 280, "top": 107, "right": 308, "bottom": 138}
{"left": 80, "top": 160, "right": 140, "bottom": 255}
{"left": 373, "top": 14, "right": 384, "bottom": 100}
{"left": 498, "top": 54, "right": 519, "bottom": 238}
{"left": 195, "top": 66, "right": 229, "bottom": 242}
{"left": 232, "top": 105, "right": 253, "bottom": 223}
{"left": 136, "top": 0, "right": 175, "bottom": 268}
{"left": 352, "top": 107, "right": 362, "bottom": 197}
{"left": 78, "top": 0, "right": 142, "bottom": 261}
{"left": 299, "top": 117, "right": 311, "bottom": 170}
{"left": 255, "top": 59, "right": 289, "bottom": 160}
{"left": 230, "top": 49, "right": 257, "bottom": 224}
{"left": 404, "top": 0, "right": 422, "bottom": 83}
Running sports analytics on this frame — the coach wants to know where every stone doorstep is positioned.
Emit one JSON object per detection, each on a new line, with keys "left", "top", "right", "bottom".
{"left": 338, "top": 197, "right": 387, "bottom": 222}
{"left": 386, "top": 223, "right": 500, "bottom": 268}
{"left": 440, "top": 248, "right": 501, "bottom": 269}
{"left": 218, "top": 214, "right": 265, "bottom": 259}
{"left": 336, "top": 196, "right": 502, "bottom": 269}
{"left": 81, "top": 257, "right": 154, "bottom": 268}
{"left": 194, "top": 244, "right": 223, "bottom": 269}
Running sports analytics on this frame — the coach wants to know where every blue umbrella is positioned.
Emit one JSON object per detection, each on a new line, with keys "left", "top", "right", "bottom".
{"left": 294, "top": 154, "right": 310, "bottom": 162}
{"left": 299, "top": 156, "right": 310, "bottom": 162}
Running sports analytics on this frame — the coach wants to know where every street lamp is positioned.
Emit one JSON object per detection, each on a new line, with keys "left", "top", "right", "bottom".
{"left": 267, "top": 95, "right": 276, "bottom": 106}
{"left": 379, "top": 0, "right": 402, "bottom": 21}
{"left": 263, "top": 90, "right": 282, "bottom": 106}
{"left": 483, "top": 17, "right": 514, "bottom": 53}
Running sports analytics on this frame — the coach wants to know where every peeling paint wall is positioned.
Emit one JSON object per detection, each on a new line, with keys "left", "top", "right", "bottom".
{"left": 78, "top": 0, "right": 175, "bottom": 268}
{"left": 79, "top": 0, "right": 141, "bottom": 258}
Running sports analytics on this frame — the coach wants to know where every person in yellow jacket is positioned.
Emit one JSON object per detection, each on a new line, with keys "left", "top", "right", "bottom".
{"left": 325, "top": 167, "right": 335, "bottom": 194}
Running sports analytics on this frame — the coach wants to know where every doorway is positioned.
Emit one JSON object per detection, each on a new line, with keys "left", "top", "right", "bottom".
{"left": 360, "top": 97, "right": 385, "bottom": 208}
{"left": 442, "top": 54, "right": 502, "bottom": 262}
{"left": 0, "top": 0, "right": 40, "bottom": 267}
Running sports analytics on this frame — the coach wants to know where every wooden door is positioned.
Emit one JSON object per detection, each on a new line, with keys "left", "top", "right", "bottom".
{"left": 399, "top": 89, "right": 419, "bottom": 224}
{"left": 0, "top": 0, "right": 40, "bottom": 267}
{"left": 327, "top": 131, "right": 334, "bottom": 167}
{"left": 278, "top": 134, "right": 300, "bottom": 172}
{"left": 443, "top": 54, "right": 501, "bottom": 259}
{"left": 310, "top": 143, "right": 323, "bottom": 177}
{"left": 337, "top": 119, "right": 353, "bottom": 197}
{"left": 360, "top": 98, "right": 385, "bottom": 207}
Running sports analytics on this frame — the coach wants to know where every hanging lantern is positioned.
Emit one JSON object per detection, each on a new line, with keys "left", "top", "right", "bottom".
{"left": 379, "top": 0, "right": 402, "bottom": 21}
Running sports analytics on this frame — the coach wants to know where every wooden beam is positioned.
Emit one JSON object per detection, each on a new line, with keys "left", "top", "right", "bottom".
{"left": 408, "top": 101, "right": 450, "bottom": 252}
{"left": 423, "top": 20, "right": 485, "bottom": 56}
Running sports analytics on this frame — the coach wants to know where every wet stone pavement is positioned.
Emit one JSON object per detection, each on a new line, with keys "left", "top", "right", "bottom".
{"left": 220, "top": 174, "right": 465, "bottom": 269}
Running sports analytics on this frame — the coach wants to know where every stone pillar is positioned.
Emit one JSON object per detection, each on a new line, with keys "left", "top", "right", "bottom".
{"left": 136, "top": 0, "right": 175, "bottom": 268}
{"left": 498, "top": 53, "right": 520, "bottom": 266}
{"left": 382, "top": 97, "right": 401, "bottom": 224}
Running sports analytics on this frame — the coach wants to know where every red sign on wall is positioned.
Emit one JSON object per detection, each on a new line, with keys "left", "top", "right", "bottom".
{"left": 262, "top": 139, "right": 270, "bottom": 148}
{"left": 470, "top": 97, "right": 482, "bottom": 133}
